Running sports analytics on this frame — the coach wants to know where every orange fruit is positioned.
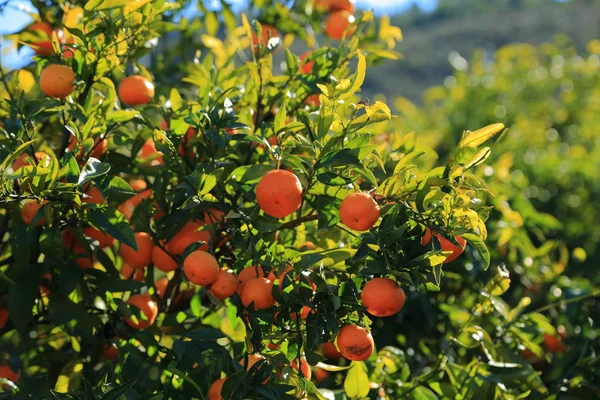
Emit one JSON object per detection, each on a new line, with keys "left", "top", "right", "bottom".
{"left": 421, "top": 228, "right": 467, "bottom": 263}
{"left": 21, "top": 200, "right": 45, "bottom": 226}
{"left": 203, "top": 208, "right": 225, "bottom": 225}
{"left": 0, "top": 365, "right": 19, "bottom": 384}
{"left": 291, "top": 306, "right": 313, "bottom": 321}
{"left": 138, "top": 139, "right": 164, "bottom": 166}
{"left": 241, "top": 277, "right": 275, "bottom": 310}
{"left": 118, "top": 75, "right": 154, "bottom": 106}
{"left": 166, "top": 221, "right": 210, "bottom": 255}
{"left": 183, "top": 251, "right": 220, "bottom": 286}
{"left": 28, "top": 22, "right": 55, "bottom": 56}
{"left": 328, "top": 0, "right": 356, "bottom": 12}
{"left": 73, "top": 243, "right": 95, "bottom": 269}
{"left": 0, "top": 308, "right": 8, "bottom": 329}
{"left": 336, "top": 324, "right": 374, "bottom": 361}
{"left": 299, "top": 241, "right": 317, "bottom": 251}
{"left": 340, "top": 192, "right": 380, "bottom": 231}
{"left": 290, "top": 358, "right": 311, "bottom": 380}
{"left": 40, "top": 64, "right": 76, "bottom": 98}
{"left": 321, "top": 342, "right": 342, "bottom": 359}
{"left": 299, "top": 51, "right": 315, "bottom": 74}
{"left": 102, "top": 343, "right": 119, "bottom": 361}
{"left": 255, "top": 169, "right": 303, "bottom": 219}
{"left": 83, "top": 227, "right": 114, "bottom": 249}
{"left": 118, "top": 189, "right": 153, "bottom": 220}
{"left": 121, "top": 263, "right": 144, "bottom": 281}
{"left": 208, "top": 377, "right": 226, "bottom": 400}
{"left": 544, "top": 334, "right": 567, "bottom": 353}
{"left": 130, "top": 179, "right": 147, "bottom": 192}
{"left": 83, "top": 186, "right": 104, "bottom": 204}
{"left": 325, "top": 10, "right": 356, "bottom": 40}
{"left": 155, "top": 277, "right": 168, "bottom": 298}
{"left": 209, "top": 269, "right": 240, "bottom": 301}
{"left": 152, "top": 245, "right": 179, "bottom": 272}
{"left": 238, "top": 265, "right": 265, "bottom": 294}
{"left": 12, "top": 151, "right": 51, "bottom": 171}
{"left": 242, "top": 353, "right": 270, "bottom": 370}
{"left": 313, "top": 367, "right": 329, "bottom": 383}
{"left": 178, "top": 127, "right": 197, "bottom": 157}
{"left": 120, "top": 232, "right": 153, "bottom": 269}
{"left": 238, "top": 266, "right": 265, "bottom": 283}
{"left": 361, "top": 277, "right": 405, "bottom": 317}
{"left": 305, "top": 94, "right": 321, "bottom": 107}
{"left": 125, "top": 293, "right": 158, "bottom": 330}
{"left": 251, "top": 24, "right": 280, "bottom": 50}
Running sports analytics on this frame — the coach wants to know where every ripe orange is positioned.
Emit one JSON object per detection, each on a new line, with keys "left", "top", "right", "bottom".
{"left": 290, "top": 358, "right": 311, "bottom": 381}
{"left": 68, "top": 136, "right": 108, "bottom": 160}
{"left": 28, "top": 22, "right": 54, "bottom": 56}
{"left": 125, "top": 293, "right": 158, "bottom": 330}
{"left": 239, "top": 266, "right": 265, "bottom": 283}
{"left": 361, "top": 278, "right": 406, "bottom": 317}
{"left": 291, "top": 306, "right": 313, "bottom": 321}
{"left": 241, "top": 354, "right": 270, "bottom": 376}
{"left": 325, "top": 10, "right": 356, "bottom": 40}
{"left": 0, "top": 365, "right": 19, "bottom": 384}
{"left": 21, "top": 200, "right": 45, "bottom": 226}
{"left": 83, "top": 227, "right": 114, "bottom": 249}
{"left": 152, "top": 245, "right": 179, "bottom": 272}
{"left": 0, "top": 308, "right": 8, "bottom": 329}
{"left": 305, "top": 94, "right": 321, "bottom": 107}
{"left": 102, "top": 343, "right": 119, "bottom": 361}
{"left": 83, "top": 186, "right": 104, "bottom": 204}
{"left": 155, "top": 277, "right": 168, "bottom": 299}
{"left": 178, "top": 127, "right": 197, "bottom": 157}
{"left": 118, "top": 189, "right": 153, "bottom": 220}
{"left": 209, "top": 269, "right": 240, "bottom": 301}
{"left": 138, "top": 139, "right": 164, "bottom": 166}
{"left": 255, "top": 169, "right": 303, "bottom": 219}
{"left": 340, "top": 192, "right": 380, "bottom": 231}
{"left": 183, "top": 251, "right": 220, "bottom": 286}
{"left": 544, "top": 334, "right": 567, "bottom": 353}
{"left": 208, "top": 377, "right": 226, "bottom": 400}
{"left": 241, "top": 277, "right": 275, "bottom": 310}
{"left": 321, "top": 342, "right": 343, "bottom": 359}
{"left": 73, "top": 243, "right": 95, "bottom": 269}
{"left": 313, "top": 367, "right": 329, "bottom": 383}
{"left": 121, "top": 263, "right": 144, "bottom": 281}
{"left": 299, "top": 51, "right": 315, "bottom": 74}
{"left": 118, "top": 75, "right": 154, "bottom": 106}
{"left": 328, "top": 0, "right": 356, "bottom": 12}
{"left": 421, "top": 228, "right": 467, "bottom": 263}
{"left": 166, "top": 221, "right": 210, "bottom": 255}
{"left": 130, "top": 179, "right": 147, "bottom": 192}
{"left": 336, "top": 324, "right": 374, "bottom": 361}
{"left": 120, "top": 232, "right": 153, "bottom": 269}
{"left": 40, "top": 64, "right": 76, "bottom": 98}
{"left": 237, "top": 265, "right": 265, "bottom": 294}
{"left": 299, "top": 241, "right": 317, "bottom": 251}
{"left": 13, "top": 151, "right": 51, "bottom": 173}
{"left": 251, "top": 24, "right": 280, "bottom": 50}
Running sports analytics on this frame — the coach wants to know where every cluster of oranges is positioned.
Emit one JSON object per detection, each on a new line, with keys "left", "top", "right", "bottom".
{"left": 314, "top": 0, "right": 358, "bottom": 40}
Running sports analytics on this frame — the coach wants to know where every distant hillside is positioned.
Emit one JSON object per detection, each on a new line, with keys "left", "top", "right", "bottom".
{"left": 363, "top": 0, "right": 600, "bottom": 103}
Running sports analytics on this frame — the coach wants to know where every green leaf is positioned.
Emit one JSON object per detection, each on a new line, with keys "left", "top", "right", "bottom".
{"left": 169, "top": 88, "right": 183, "bottom": 111}
{"left": 344, "top": 362, "right": 370, "bottom": 398}
{"left": 1, "top": 139, "right": 35, "bottom": 172}
{"left": 460, "top": 123, "right": 505, "bottom": 148}
{"left": 7, "top": 263, "right": 39, "bottom": 332}
{"left": 337, "top": 50, "right": 366, "bottom": 100}
{"left": 408, "top": 386, "right": 439, "bottom": 400}
{"left": 78, "top": 158, "right": 111, "bottom": 186}
{"left": 274, "top": 104, "right": 287, "bottom": 134}
{"left": 100, "top": 380, "right": 139, "bottom": 400}
{"left": 85, "top": 0, "right": 130, "bottom": 11}
{"left": 462, "top": 233, "right": 490, "bottom": 270}
{"left": 54, "top": 359, "right": 83, "bottom": 393}
{"left": 107, "top": 110, "right": 140, "bottom": 123}
{"left": 88, "top": 207, "right": 136, "bottom": 250}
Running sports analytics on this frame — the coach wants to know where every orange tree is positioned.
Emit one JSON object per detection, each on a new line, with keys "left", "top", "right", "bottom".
{"left": 0, "top": 1, "right": 584, "bottom": 399}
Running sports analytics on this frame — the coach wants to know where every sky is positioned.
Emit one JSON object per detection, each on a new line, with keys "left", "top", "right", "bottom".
{"left": 0, "top": 0, "right": 437, "bottom": 70}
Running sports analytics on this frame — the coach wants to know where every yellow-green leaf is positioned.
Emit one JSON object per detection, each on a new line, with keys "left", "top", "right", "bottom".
{"left": 337, "top": 50, "right": 366, "bottom": 100}
{"left": 124, "top": 0, "right": 151, "bottom": 15}
{"left": 344, "top": 361, "right": 370, "bottom": 398}
{"left": 461, "top": 123, "right": 505, "bottom": 148}
{"left": 54, "top": 360, "right": 83, "bottom": 393}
